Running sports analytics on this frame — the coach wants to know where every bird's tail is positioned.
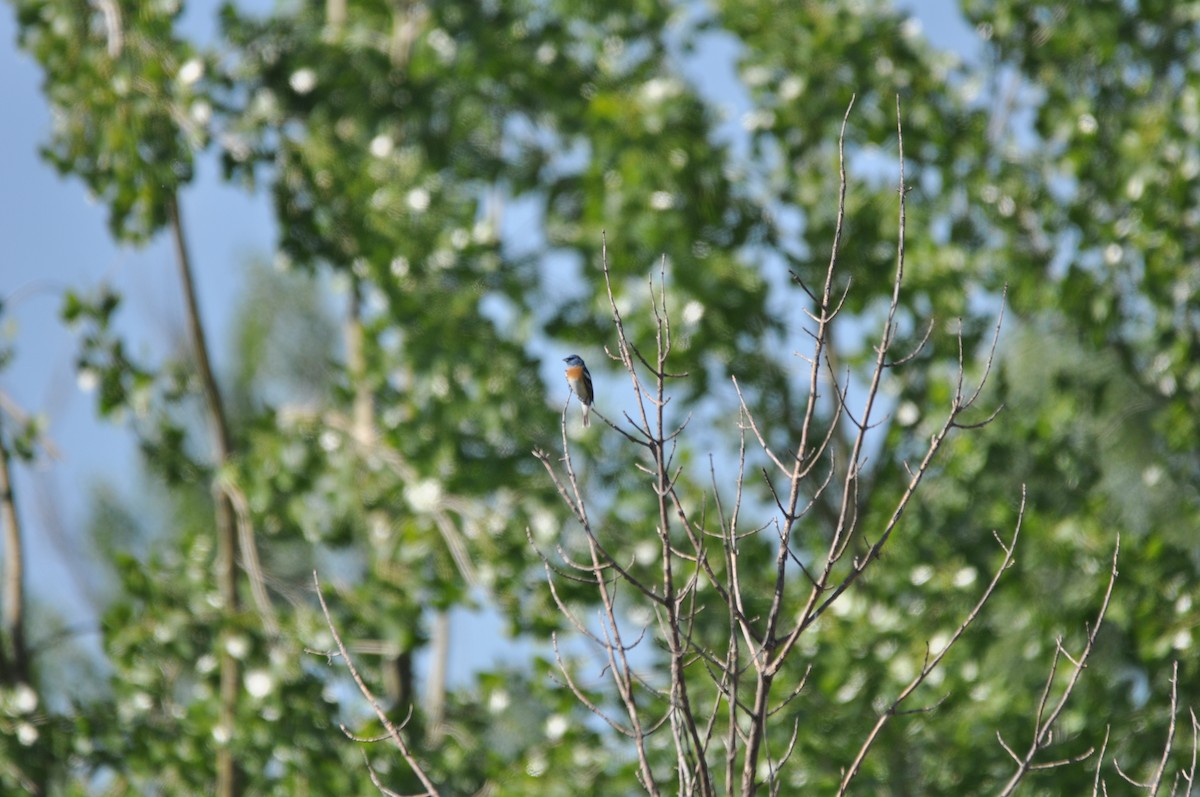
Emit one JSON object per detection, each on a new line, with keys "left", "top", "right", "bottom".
{"left": 582, "top": 404, "right": 591, "bottom": 427}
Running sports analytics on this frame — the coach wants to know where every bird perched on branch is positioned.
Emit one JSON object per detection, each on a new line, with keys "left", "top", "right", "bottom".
{"left": 562, "top": 354, "right": 594, "bottom": 428}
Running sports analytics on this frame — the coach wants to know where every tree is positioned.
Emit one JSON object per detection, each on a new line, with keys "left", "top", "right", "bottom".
{"left": 4, "top": 0, "right": 1199, "bottom": 794}
{"left": 0, "top": 324, "right": 52, "bottom": 795}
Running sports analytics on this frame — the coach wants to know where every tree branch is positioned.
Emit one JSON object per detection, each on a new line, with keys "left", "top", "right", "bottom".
{"left": 0, "top": 413, "right": 29, "bottom": 686}
{"left": 312, "top": 571, "right": 441, "bottom": 797}
{"left": 997, "top": 536, "right": 1120, "bottom": 796}
{"left": 836, "top": 488, "right": 1025, "bottom": 795}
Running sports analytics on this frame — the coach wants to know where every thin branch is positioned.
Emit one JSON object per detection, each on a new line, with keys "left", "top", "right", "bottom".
{"left": 1146, "top": 662, "right": 1180, "bottom": 797}
{"left": 532, "top": 448, "right": 665, "bottom": 604}
{"left": 167, "top": 192, "right": 243, "bottom": 797}
{"left": 1177, "top": 710, "right": 1199, "bottom": 797}
{"left": 312, "top": 571, "right": 440, "bottom": 797}
{"left": 997, "top": 731, "right": 1022, "bottom": 764}
{"left": 740, "top": 94, "right": 856, "bottom": 797}
{"left": 731, "top": 376, "right": 787, "bottom": 475}
{"left": 1028, "top": 747, "right": 1098, "bottom": 770}
{"left": 90, "top": 0, "right": 123, "bottom": 57}
{"left": 549, "top": 633, "right": 632, "bottom": 737}
{"left": 217, "top": 476, "right": 280, "bottom": 636}
{"left": 996, "top": 536, "right": 1120, "bottom": 796}
{"left": 837, "top": 487, "right": 1025, "bottom": 795}
{"left": 1092, "top": 726, "right": 1110, "bottom": 797}
{"left": 544, "top": 351, "right": 663, "bottom": 796}
{"left": 887, "top": 318, "right": 935, "bottom": 367}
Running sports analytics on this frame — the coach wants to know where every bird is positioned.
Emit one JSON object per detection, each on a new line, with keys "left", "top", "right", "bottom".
{"left": 562, "top": 354, "right": 594, "bottom": 427}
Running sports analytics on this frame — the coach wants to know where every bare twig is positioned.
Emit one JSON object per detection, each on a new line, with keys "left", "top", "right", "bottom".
{"left": 836, "top": 487, "right": 1026, "bottom": 795}
{"left": 1092, "top": 726, "right": 1110, "bottom": 797}
{"left": 737, "top": 94, "right": 859, "bottom": 797}
{"left": 1177, "top": 710, "right": 1199, "bottom": 797}
{"left": 312, "top": 571, "right": 441, "bottom": 797}
{"left": 537, "top": 381, "right": 662, "bottom": 796}
{"left": 1146, "top": 662, "right": 1180, "bottom": 796}
{"left": 1116, "top": 662, "right": 1182, "bottom": 796}
{"left": 218, "top": 476, "right": 280, "bottom": 636}
{"left": 602, "top": 240, "right": 711, "bottom": 796}
{"left": 996, "top": 537, "right": 1120, "bottom": 796}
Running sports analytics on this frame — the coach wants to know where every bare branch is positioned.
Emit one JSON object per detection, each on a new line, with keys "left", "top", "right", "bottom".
{"left": 1115, "top": 757, "right": 1149, "bottom": 788}
{"left": 1146, "top": 662, "right": 1180, "bottom": 797}
{"left": 90, "top": 0, "right": 123, "bottom": 57}
{"left": 549, "top": 633, "right": 632, "bottom": 737}
{"left": 1028, "top": 747, "right": 1097, "bottom": 770}
{"left": 360, "top": 749, "right": 429, "bottom": 797}
{"left": 167, "top": 193, "right": 270, "bottom": 797}
{"left": 887, "top": 318, "right": 935, "bottom": 367}
{"left": 961, "top": 285, "right": 1008, "bottom": 411}
{"left": 731, "top": 378, "right": 789, "bottom": 476}
{"left": 837, "top": 488, "right": 1024, "bottom": 795}
{"left": 312, "top": 571, "right": 440, "bottom": 797}
{"left": 540, "top": 315, "right": 665, "bottom": 795}
{"left": 1092, "top": 726, "right": 1111, "bottom": 797}
{"left": 1176, "top": 710, "right": 1199, "bottom": 797}
{"left": 736, "top": 94, "right": 861, "bottom": 797}
{"left": 217, "top": 475, "right": 280, "bottom": 636}
{"left": 996, "top": 536, "right": 1120, "bottom": 796}
{"left": 998, "top": 731, "right": 1022, "bottom": 764}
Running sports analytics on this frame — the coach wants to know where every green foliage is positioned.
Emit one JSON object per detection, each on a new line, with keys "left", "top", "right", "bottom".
{"left": 12, "top": 0, "right": 204, "bottom": 241}
{"left": 5, "top": 0, "right": 1200, "bottom": 793}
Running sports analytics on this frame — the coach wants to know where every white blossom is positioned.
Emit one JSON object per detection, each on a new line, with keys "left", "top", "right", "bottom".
{"left": 178, "top": 58, "right": 204, "bottom": 86}
{"left": 289, "top": 68, "right": 317, "bottom": 94}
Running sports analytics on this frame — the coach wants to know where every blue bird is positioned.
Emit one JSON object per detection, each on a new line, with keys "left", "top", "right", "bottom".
{"left": 562, "top": 354, "right": 594, "bottom": 427}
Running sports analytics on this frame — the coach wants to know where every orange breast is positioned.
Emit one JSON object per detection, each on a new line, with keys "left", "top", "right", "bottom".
{"left": 566, "top": 365, "right": 585, "bottom": 380}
